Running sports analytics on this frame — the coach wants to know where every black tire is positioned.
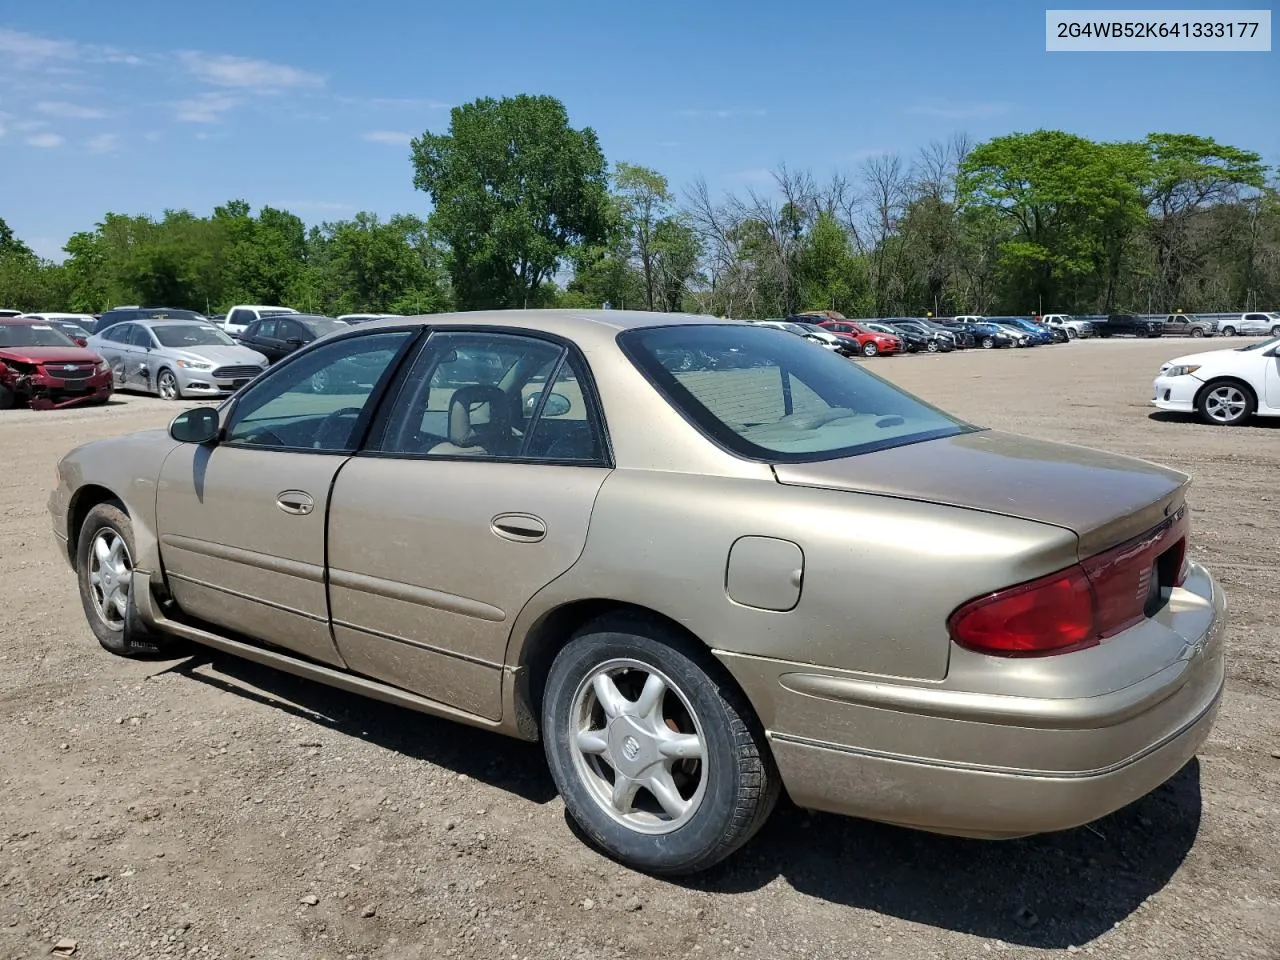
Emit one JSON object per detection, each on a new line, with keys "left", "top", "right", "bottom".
{"left": 1195, "top": 379, "right": 1256, "bottom": 427}
{"left": 542, "top": 615, "right": 779, "bottom": 875}
{"left": 76, "top": 503, "right": 180, "bottom": 657}
{"left": 925, "top": 340, "right": 940, "bottom": 353}
{"left": 862, "top": 341, "right": 878, "bottom": 357}
{"left": 1221, "top": 326, "right": 1236, "bottom": 337}
{"left": 1190, "top": 327, "right": 1204, "bottom": 338}
{"left": 1271, "top": 325, "right": 1280, "bottom": 338}
{"left": 1066, "top": 328, "right": 1077, "bottom": 339}
{"left": 0, "top": 382, "right": 14, "bottom": 410}
{"left": 981, "top": 337, "right": 995, "bottom": 349}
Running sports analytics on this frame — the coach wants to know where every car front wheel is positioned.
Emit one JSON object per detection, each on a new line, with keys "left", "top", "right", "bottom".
{"left": 981, "top": 337, "right": 995, "bottom": 349}
{"left": 542, "top": 616, "right": 779, "bottom": 875}
{"left": 1066, "top": 328, "right": 1077, "bottom": 339}
{"left": 157, "top": 369, "right": 181, "bottom": 401}
{"left": 1221, "top": 326, "right": 1236, "bottom": 336}
{"left": 1196, "top": 380, "right": 1256, "bottom": 426}
{"left": 1271, "top": 325, "right": 1280, "bottom": 338}
{"left": 862, "top": 342, "right": 879, "bottom": 357}
{"left": 76, "top": 503, "right": 180, "bottom": 657}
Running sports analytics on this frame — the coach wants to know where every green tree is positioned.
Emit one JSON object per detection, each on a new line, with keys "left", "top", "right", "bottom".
{"left": 614, "top": 163, "right": 674, "bottom": 310}
{"left": 411, "top": 94, "right": 610, "bottom": 309}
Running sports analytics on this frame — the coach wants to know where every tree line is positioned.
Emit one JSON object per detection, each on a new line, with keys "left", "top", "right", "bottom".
{"left": 2, "top": 94, "right": 1276, "bottom": 319}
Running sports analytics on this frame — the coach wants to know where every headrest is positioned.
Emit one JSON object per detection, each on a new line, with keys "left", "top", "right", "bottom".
{"left": 447, "top": 385, "right": 510, "bottom": 447}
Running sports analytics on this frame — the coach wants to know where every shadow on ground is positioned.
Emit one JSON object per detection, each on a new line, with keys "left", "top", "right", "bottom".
{"left": 163, "top": 648, "right": 1201, "bottom": 948}
{"left": 1148, "top": 410, "right": 1280, "bottom": 428}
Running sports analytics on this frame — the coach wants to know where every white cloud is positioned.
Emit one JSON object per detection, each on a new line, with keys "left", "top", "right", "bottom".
{"left": 905, "top": 99, "right": 1010, "bottom": 120}
{"left": 173, "top": 92, "right": 240, "bottom": 123}
{"left": 87, "top": 132, "right": 120, "bottom": 153}
{"left": 11, "top": 118, "right": 51, "bottom": 132}
{"left": 26, "top": 132, "right": 64, "bottom": 148}
{"left": 180, "top": 52, "right": 323, "bottom": 91}
{"left": 37, "top": 100, "right": 109, "bottom": 119}
{"left": 361, "top": 130, "right": 413, "bottom": 146}
{"left": 0, "top": 28, "right": 139, "bottom": 68}
{"left": 677, "top": 108, "right": 767, "bottom": 119}
{"left": 143, "top": 130, "right": 162, "bottom": 142}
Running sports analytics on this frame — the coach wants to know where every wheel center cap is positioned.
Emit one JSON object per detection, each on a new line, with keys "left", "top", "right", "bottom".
{"left": 608, "top": 717, "right": 656, "bottom": 777}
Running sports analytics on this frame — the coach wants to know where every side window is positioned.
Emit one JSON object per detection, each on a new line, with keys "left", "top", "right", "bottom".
{"left": 224, "top": 331, "right": 412, "bottom": 452}
{"left": 228, "top": 309, "right": 251, "bottom": 326}
{"left": 522, "top": 355, "right": 606, "bottom": 462}
{"left": 258, "top": 320, "right": 278, "bottom": 339}
{"left": 376, "top": 331, "right": 564, "bottom": 458}
{"left": 1246, "top": 314, "right": 1265, "bottom": 323}
{"left": 280, "top": 320, "right": 304, "bottom": 342}
{"left": 128, "top": 325, "right": 154, "bottom": 348}
{"left": 103, "top": 324, "right": 128, "bottom": 344}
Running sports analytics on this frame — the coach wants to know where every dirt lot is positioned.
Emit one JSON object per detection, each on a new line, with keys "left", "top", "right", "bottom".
{"left": 2, "top": 338, "right": 1277, "bottom": 960}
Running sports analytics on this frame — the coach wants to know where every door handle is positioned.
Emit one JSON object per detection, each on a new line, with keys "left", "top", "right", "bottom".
{"left": 276, "top": 490, "right": 315, "bottom": 516}
{"left": 491, "top": 513, "right": 546, "bottom": 543}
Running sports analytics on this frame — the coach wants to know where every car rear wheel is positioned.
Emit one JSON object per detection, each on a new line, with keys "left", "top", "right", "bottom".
{"left": 157, "top": 369, "right": 181, "bottom": 401}
{"left": 1221, "top": 325, "right": 1236, "bottom": 337}
{"left": 1271, "top": 325, "right": 1280, "bottom": 338}
{"left": 0, "top": 382, "right": 13, "bottom": 409}
{"left": 1196, "top": 380, "right": 1256, "bottom": 426}
{"left": 542, "top": 615, "right": 779, "bottom": 875}
{"left": 76, "top": 503, "right": 181, "bottom": 657}
{"left": 981, "top": 337, "right": 995, "bottom": 349}
{"left": 1066, "top": 328, "right": 1077, "bottom": 339}
{"left": 925, "top": 340, "right": 940, "bottom": 353}
{"left": 862, "top": 342, "right": 878, "bottom": 357}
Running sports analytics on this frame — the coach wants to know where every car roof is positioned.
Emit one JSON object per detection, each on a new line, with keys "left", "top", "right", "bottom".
{"left": 355, "top": 309, "right": 741, "bottom": 348}
{"left": 133, "top": 317, "right": 215, "bottom": 327}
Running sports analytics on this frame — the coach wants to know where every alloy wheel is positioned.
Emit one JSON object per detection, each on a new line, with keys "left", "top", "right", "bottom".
{"left": 569, "top": 658, "right": 707, "bottom": 836}
{"left": 1204, "top": 385, "right": 1248, "bottom": 424}
{"left": 158, "top": 370, "right": 179, "bottom": 400}
{"left": 88, "top": 528, "right": 132, "bottom": 627}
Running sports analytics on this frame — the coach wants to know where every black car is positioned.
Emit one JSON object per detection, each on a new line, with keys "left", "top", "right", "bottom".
{"left": 1096, "top": 314, "right": 1165, "bottom": 338}
{"left": 93, "top": 306, "right": 210, "bottom": 336}
{"left": 237, "top": 314, "right": 349, "bottom": 363}
{"left": 880, "top": 319, "right": 955, "bottom": 353}
{"left": 916, "top": 319, "right": 974, "bottom": 348}
{"left": 945, "top": 321, "right": 1014, "bottom": 349}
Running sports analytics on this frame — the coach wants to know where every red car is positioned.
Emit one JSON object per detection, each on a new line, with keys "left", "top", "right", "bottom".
{"left": 816, "top": 320, "right": 901, "bottom": 357}
{"left": 0, "top": 319, "right": 113, "bottom": 410}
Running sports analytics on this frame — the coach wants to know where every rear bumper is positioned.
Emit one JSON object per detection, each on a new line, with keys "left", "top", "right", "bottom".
{"left": 718, "top": 562, "right": 1226, "bottom": 838}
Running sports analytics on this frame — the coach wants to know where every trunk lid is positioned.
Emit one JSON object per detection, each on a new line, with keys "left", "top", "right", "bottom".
{"left": 772, "top": 430, "right": 1190, "bottom": 558}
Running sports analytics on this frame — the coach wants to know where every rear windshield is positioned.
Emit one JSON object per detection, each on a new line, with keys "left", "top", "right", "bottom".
{"left": 300, "top": 318, "right": 347, "bottom": 336}
{"left": 0, "top": 323, "right": 77, "bottom": 348}
{"left": 619, "top": 324, "right": 974, "bottom": 462}
{"left": 153, "top": 324, "right": 236, "bottom": 348}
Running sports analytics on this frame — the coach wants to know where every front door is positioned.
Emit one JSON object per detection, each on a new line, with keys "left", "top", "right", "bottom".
{"left": 326, "top": 330, "right": 612, "bottom": 719}
{"left": 154, "top": 329, "right": 416, "bottom": 665}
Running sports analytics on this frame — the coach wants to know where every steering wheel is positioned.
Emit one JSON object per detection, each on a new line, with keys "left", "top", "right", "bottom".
{"left": 312, "top": 407, "right": 363, "bottom": 450}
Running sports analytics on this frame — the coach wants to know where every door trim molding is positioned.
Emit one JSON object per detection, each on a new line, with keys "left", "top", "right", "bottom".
{"left": 329, "top": 567, "right": 506, "bottom": 623}
{"left": 161, "top": 533, "right": 325, "bottom": 583}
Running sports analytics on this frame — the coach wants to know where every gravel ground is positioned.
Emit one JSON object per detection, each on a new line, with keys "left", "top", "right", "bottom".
{"left": 1, "top": 337, "right": 1277, "bottom": 960}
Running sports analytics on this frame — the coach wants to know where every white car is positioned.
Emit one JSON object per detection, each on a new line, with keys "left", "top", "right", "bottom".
{"left": 1151, "top": 336, "right": 1280, "bottom": 425}
{"left": 1217, "top": 312, "right": 1280, "bottom": 338}
{"left": 752, "top": 320, "right": 846, "bottom": 352}
{"left": 217, "top": 305, "right": 298, "bottom": 338}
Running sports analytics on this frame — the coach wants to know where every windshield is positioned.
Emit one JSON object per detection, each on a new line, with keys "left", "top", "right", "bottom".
{"left": 0, "top": 323, "right": 78, "bottom": 348}
{"left": 301, "top": 318, "right": 348, "bottom": 336}
{"left": 153, "top": 323, "right": 236, "bottom": 348}
{"left": 619, "top": 324, "right": 974, "bottom": 462}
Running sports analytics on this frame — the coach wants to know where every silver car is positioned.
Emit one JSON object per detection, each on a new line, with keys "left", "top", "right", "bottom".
{"left": 88, "top": 319, "right": 269, "bottom": 400}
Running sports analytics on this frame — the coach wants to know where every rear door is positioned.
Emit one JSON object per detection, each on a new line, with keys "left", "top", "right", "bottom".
{"left": 326, "top": 330, "right": 612, "bottom": 719}
{"left": 154, "top": 329, "right": 416, "bottom": 665}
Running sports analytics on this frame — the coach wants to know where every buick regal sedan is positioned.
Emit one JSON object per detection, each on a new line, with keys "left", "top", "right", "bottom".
{"left": 50, "top": 310, "right": 1226, "bottom": 875}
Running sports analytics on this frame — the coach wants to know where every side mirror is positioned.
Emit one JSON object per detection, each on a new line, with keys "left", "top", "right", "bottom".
{"left": 169, "top": 407, "right": 220, "bottom": 444}
{"left": 542, "top": 393, "right": 572, "bottom": 417}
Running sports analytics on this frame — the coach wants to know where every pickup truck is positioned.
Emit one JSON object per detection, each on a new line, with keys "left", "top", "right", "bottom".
{"left": 1038, "top": 314, "right": 1095, "bottom": 339}
{"left": 1094, "top": 314, "right": 1164, "bottom": 338}
{"left": 216, "top": 304, "right": 299, "bottom": 338}
{"left": 1157, "top": 313, "right": 1218, "bottom": 338}
{"left": 1215, "top": 312, "right": 1280, "bottom": 338}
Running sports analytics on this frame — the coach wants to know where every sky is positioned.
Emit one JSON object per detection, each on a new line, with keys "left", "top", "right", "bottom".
{"left": 1, "top": 0, "right": 1276, "bottom": 262}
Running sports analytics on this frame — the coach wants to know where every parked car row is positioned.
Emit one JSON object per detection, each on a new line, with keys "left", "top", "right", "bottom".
{"left": 756, "top": 312, "right": 1076, "bottom": 356}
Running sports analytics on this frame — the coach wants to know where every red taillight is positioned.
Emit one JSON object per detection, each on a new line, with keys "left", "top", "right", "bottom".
{"left": 950, "top": 507, "right": 1190, "bottom": 657}
{"left": 948, "top": 566, "right": 1098, "bottom": 656}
